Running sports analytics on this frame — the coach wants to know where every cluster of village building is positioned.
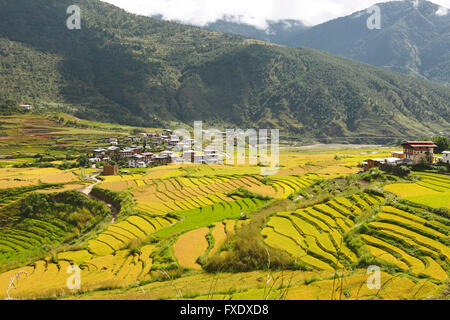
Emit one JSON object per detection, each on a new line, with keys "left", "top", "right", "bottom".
{"left": 90, "top": 129, "right": 224, "bottom": 175}
{"left": 91, "top": 134, "right": 450, "bottom": 176}
{"left": 363, "top": 141, "right": 450, "bottom": 171}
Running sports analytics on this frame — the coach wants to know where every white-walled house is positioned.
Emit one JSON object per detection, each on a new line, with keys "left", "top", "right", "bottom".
{"left": 128, "top": 155, "right": 146, "bottom": 168}
{"left": 442, "top": 151, "right": 450, "bottom": 164}
{"left": 93, "top": 148, "right": 106, "bottom": 158}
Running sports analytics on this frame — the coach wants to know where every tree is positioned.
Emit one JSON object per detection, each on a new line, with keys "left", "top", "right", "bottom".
{"left": 77, "top": 155, "right": 89, "bottom": 168}
{"left": 431, "top": 136, "right": 450, "bottom": 154}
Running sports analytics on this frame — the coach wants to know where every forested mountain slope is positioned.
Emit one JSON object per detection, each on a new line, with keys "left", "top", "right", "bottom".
{"left": 0, "top": 0, "right": 448, "bottom": 139}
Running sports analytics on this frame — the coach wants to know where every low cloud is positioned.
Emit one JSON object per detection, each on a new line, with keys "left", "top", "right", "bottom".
{"left": 436, "top": 6, "right": 449, "bottom": 15}
{"left": 102, "top": 0, "right": 450, "bottom": 28}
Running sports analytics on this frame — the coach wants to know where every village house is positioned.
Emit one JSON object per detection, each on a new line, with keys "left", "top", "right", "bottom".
{"left": 132, "top": 146, "right": 143, "bottom": 154}
{"left": 363, "top": 157, "right": 403, "bottom": 171}
{"left": 153, "top": 154, "right": 171, "bottom": 165}
{"left": 141, "top": 152, "right": 154, "bottom": 162}
{"left": 441, "top": 151, "right": 450, "bottom": 164}
{"left": 194, "top": 154, "right": 204, "bottom": 163}
{"left": 127, "top": 136, "right": 140, "bottom": 142}
{"left": 19, "top": 104, "right": 36, "bottom": 110}
{"left": 391, "top": 151, "right": 404, "bottom": 159}
{"left": 107, "top": 146, "right": 120, "bottom": 156}
{"left": 128, "top": 155, "right": 147, "bottom": 168}
{"left": 402, "top": 141, "right": 437, "bottom": 164}
{"left": 160, "top": 150, "right": 173, "bottom": 157}
{"left": 93, "top": 148, "right": 106, "bottom": 158}
{"left": 175, "top": 142, "right": 191, "bottom": 151}
{"left": 182, "top": 150, "right": 195, "bottom": 163}
{"left": 204, "top": 149, "right": 220, "bottom": 164}
{"left": 362, "top": 140, "right": 438, "bottom": 171}
{"left": 160, "top": 135, "right": 170, "bottom": 143}
{"left": 103, "top": 163, "right": 119, "bottom": 175}
{"left": 120, "top": 148, "right": 134, "bottom": 158}
{"left": 168, "top": 135, "right": 180, "bottom": 147}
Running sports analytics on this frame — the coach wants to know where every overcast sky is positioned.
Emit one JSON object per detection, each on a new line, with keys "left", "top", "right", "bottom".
{"left": 101, "top": 0, "right": 450, "bottom": 28}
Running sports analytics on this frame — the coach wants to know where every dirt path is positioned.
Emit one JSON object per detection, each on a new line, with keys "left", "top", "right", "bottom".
{"left": 79, "top": 175, "right": 100, "bottom": 195}
{"left": 78, "top": 174, "right": 118, "bottom": 223}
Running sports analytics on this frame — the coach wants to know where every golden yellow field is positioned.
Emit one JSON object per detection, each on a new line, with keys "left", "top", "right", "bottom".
{"left": 0, "top": 127, "right": 448, "bottom": 302}
{"left": 0, "top": 167, "right": 79, "bottom": 189}
{"left": 173, "top": 228, "right": 210, "bottom": 270}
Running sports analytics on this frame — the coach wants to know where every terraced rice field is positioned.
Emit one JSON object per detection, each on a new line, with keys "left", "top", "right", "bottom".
{"left": 0, "top": 167, "right": 79, "bottom": 189}
{"left": 153, "top": 198, "right": 264, "bottom": 239}
{"left": 0, "top": 125, "right": 447, "bottom": 302}
{"left": 262, "top": 193, "right": 382, "bottom": 270}
{"left": 173, "top": 228, "right": 210, "bottom": 270}
{"left": 0, "top": 244, "right": 156, "bottom": 299}
{"left": 174, "top": 219, "right": 249, "bottom": 269}
{"left": 267, "top": 175, "right": 318, "bottom": 199}
{"left": 88, "top": 215, "right": 177, "bottom": 255}
{"left": 385, "top": 172, "right": 450, "bottom": 209}
{"left": 362, "top": 205, "right": 449, "bottom": 281}
{"left": 59, "top": 269, "right": 442, "bottom": 300}
{"left": 0, "top": 216, "right": 74, "bottom": 261}
{"left": 100, "top": 173, "right": 317, "bottom": 215}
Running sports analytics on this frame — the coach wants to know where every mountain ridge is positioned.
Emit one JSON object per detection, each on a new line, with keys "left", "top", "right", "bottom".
{"left": 193, "top": 0, "right": 450, "bottom": 85}
{"left": 0, "top": 0, "right": 448, "bottom": 142}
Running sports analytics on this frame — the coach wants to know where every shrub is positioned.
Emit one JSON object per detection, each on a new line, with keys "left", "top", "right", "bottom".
{"left": 227, "top": 187, "right": 272, "bottom": 201}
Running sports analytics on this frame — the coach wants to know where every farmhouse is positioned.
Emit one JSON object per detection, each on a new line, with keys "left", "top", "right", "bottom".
{"left": 182, "top": 150, "right": 195, "bottom": 163}
{"left": 19, "top": 104, "right": 36, "bottom": 110}
{"left": 141, "top": 152, "right": 154, "bottom": 162}
{"left": 127, "top": 136, "right": 140, "bottom": 142}
{"left": 153, "top": 155, "right": 171, "bottom": 165}
{"left": 363, "top": 157, "right": 402, "bottom": 171}
{"left": 107, "top": 146, "right": 120, "bottom": 155}
{"left": 402, "top": 141, "right": 437, "bottom": 164}
{"left": 128, "top": 155, "right": 147, "bottom": 168}
{"left": 441, "top": 151, "right": 450, "bottom": 164}
{"left": 93, "top": 148, "right": 106, "bottom": 158}
{"left": 120, "top": 148, "right": 134, "bottom": 158}
{"left": 204, "top": 149, "right": 220, "bottom": 164}
{"left": 391, "top": 151, "right": 404, "bottom": 159}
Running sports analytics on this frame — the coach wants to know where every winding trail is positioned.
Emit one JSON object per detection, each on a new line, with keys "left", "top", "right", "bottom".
{"left": 78, "top": 173, "right": 119, "bottom": 223}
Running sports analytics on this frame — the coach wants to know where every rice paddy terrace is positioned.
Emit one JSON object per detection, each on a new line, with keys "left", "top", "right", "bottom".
{"left": 385, "top": 172, "right": 450, "bottom": 209}
{"left": 1, "top": 166, "right": 448, "bottom": 300}
{"left": 0, "top": 166, "right": 321, "bottom": 299}
{"left": 0, "top": 114, "right": 448, "bottom": 300}
{"left": 262, "top": 194, "right": 449, "bottom": 281}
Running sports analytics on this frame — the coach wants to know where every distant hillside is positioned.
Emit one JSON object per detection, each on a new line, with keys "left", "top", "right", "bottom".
{"left": 203, "top": 17, "right": 309, "bottom": 44}
{"left": 201, "top": 1, "right": 450, "bottom": 85}
{"left": 0, "top": 0, "right": 449, "bottom": 141}
{"left": 289, "top": 0, "right": 450, "bottom": 85}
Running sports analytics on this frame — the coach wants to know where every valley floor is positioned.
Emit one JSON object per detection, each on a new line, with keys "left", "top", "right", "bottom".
{"left": 0, "top": 114, "right": 448, "bottom": 300}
